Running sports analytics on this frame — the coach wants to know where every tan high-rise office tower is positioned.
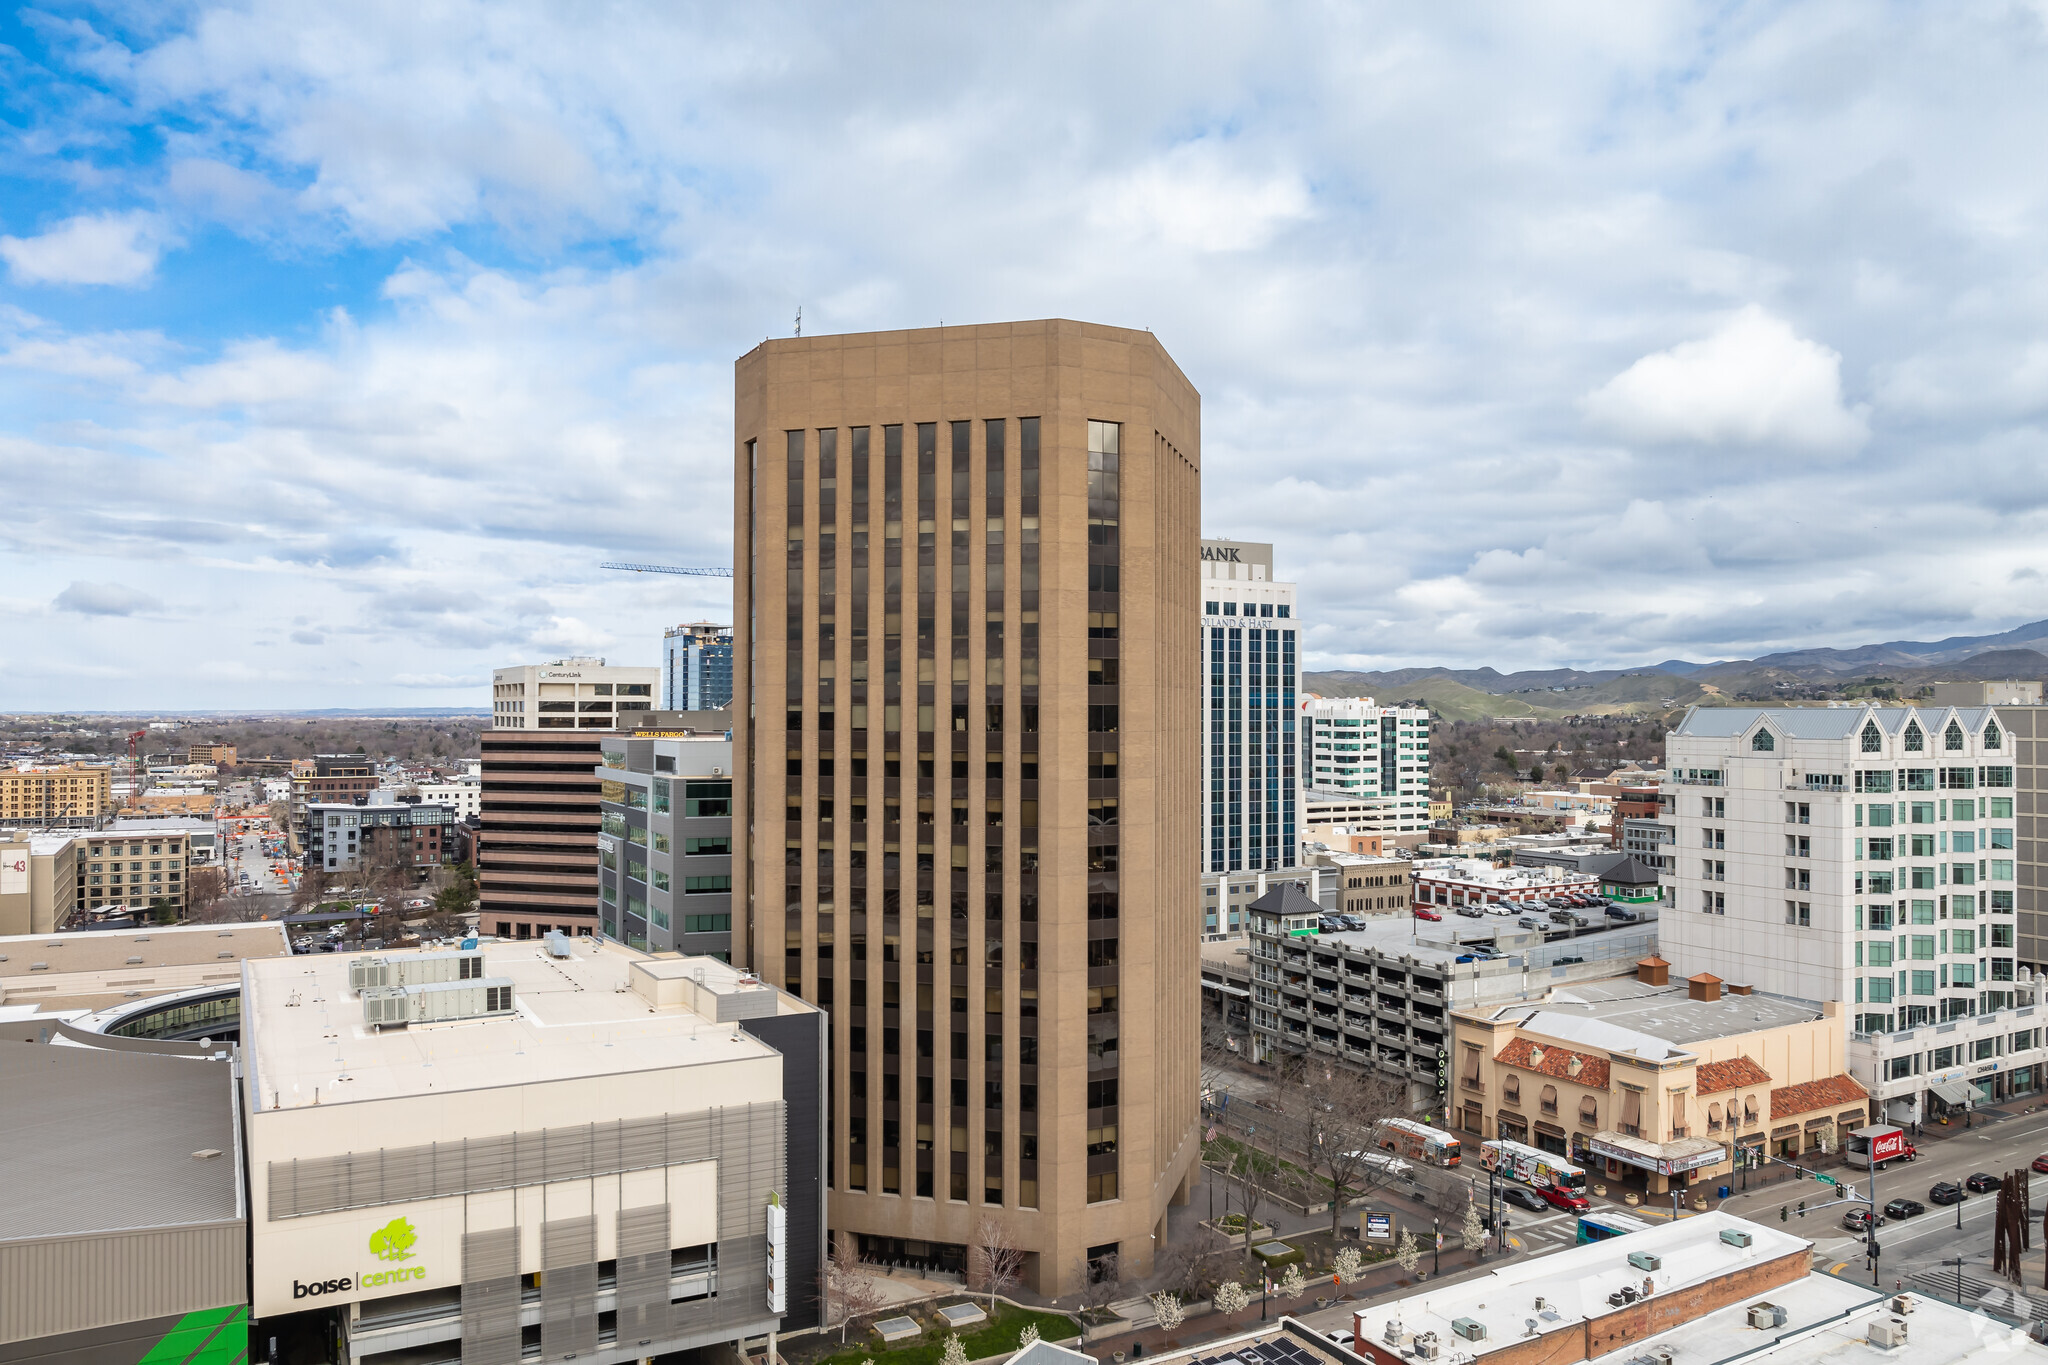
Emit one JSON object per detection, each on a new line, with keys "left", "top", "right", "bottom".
{"left": 734, "top": 320, "right": 1201, "bottom": 1295}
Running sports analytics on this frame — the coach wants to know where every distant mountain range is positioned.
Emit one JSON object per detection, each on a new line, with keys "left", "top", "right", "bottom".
{"left": 1303, "top": 620, "right": 2048, "bottom": 721}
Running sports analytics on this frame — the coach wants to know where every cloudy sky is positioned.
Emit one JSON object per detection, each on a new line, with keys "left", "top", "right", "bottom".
{"left": 5, "top": 2, "right": 2048, "bottom": 709}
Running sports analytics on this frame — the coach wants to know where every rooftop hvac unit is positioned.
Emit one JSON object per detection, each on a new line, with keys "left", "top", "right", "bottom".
{"left": 1748, "top": 1303, "right": 1787, "bottom": 1329}
{"left": 1627, "top": 1251, "right": 1663, "bottom": 1272}
{"left": 1868, "top": 1320, "right": 1908, "bottom": 1349}
{"left": 350, "top": 950, "right": 486, "bottom": 995}
{"left": 1891, "top": 1296, "right": 1914, "bottom": 1315}
{"left": 1720, "top": 1229, "right": 1753, "bottom": 1248}
{"left": 363, "top": 977, "right": 517, "bottom": 1028}
{"left": 1451, "top": 1318, "right": 1486, "bottom": 1342}
{"left": 544, "top": 930, "right": 573, "bottom": 959}
{"left": 1413, "top": 1334, "right": 1440, "bottom": 1361}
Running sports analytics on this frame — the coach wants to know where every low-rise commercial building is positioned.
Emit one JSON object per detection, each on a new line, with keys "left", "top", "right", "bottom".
{"left": 412, "top": 776, "right": 481, "bottom": 820}
{"left": 188, "top": 743, "right": 237, "bottom": 767}
{"left": 1347, "top": 1211, "right": 2026, "bottom": 1365}
{"left": 1453, "top": 957, "right": 1863, "bottom": 1192}
{"left": 1202, "top": 864, "right": 1339, "bottom": 939}
{"left": 1414, "top": 857, "right": 1600, "bottom": 911}
{"left": 241, "top": 939, "right": 825, "bottom": 1362}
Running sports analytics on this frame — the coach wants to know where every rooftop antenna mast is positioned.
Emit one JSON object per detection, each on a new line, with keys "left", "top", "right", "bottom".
{"left": 795, "top": 305, "right": 802, "bottom": 337}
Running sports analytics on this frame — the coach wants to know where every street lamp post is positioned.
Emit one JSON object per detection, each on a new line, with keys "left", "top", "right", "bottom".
{"left": 1433, "top": 1217, "right": 1441, "bottom": 1275}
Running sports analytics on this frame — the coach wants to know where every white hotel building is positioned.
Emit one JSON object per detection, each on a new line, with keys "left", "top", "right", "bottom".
{"left": 1662, "top": 704, "right": 2045, "bottom": 1123}
{"left": 1201, "top": 541, "right": 1298, "bottom": 872}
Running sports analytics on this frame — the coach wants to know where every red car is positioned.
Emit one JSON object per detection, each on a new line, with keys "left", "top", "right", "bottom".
{"left": 2031, "top": 1155, "right": 2048, "bottom": 1175}
{"left": 1537, "top": 1184, "right": 1590, "bottom": 1213}
{"left": 1414, "top": 906, "right": 1443, "bottom": 921}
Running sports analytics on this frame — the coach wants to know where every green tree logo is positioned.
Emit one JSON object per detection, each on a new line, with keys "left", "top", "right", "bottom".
{"left": 369, "top": 1217, "right": 418, "bottom": 1262}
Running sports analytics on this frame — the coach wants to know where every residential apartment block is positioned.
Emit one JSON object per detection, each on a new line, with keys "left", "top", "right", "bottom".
{"left": 412, "top": 776, "right": 481, "bottom": 820}
{"left": 72, "top": 820, "right": 197, "bottom": 920}
{"left": 663, "top": 621, "right": 735, "bottom": 711}
{"left": 306, "top": 800, "right": 457, "bottom": 876}
{"left": 1201, "top": 540, "right": 1297, "bottom": 872}
{"left": 1662, "top": 704, "right": 2040, "bottom": 1121}
{"left": 492, "top": 656, "right": 656, "bottom": 729}
{"left": 0, "top": 763, "right": 113, "bottom": 827}
{"left": 734, "top": 319, "right": 1202, "bottom": 1293}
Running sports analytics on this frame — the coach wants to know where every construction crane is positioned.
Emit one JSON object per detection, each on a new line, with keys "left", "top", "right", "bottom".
{"left": 125, "top": 729, "right": 147, "bottom": 807}
{"left": 600, "top": 562, "right": 733, "bottom": 578}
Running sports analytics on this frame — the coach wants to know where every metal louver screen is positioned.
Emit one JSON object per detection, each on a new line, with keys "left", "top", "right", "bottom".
{"left": 542, "top": 1217, "right": 598, "bottom": 1361}
{"left": 460, "top": 1227, "right": 520, "bottom": 1365}
{"left": 268, "top": 1106, "right": 752, "bottom": 1218}
{"left": 615, "top": 1205, "right": 671, "bottom": 1348}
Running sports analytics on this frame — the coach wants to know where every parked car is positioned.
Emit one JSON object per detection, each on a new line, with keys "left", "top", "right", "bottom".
{"left": 1966, "top": 1172, "right": 2002, "bottom": 1193}
{"left": 1538, "top": 1184, "right": 1590, "bottom": 1213}
{"left": 1883, "top": 1198, "right": 1925, "bottom": 1219}
{"left": 1605, "top": 905, "right": 1640, "bottom": 922}
{"left": 1929, "top": 1182, "right": 1965, "bottom": 1205}
{"left": 1413, "top": 906, "right": 1443, "bottom": 921}
{"left": 1517, "top": 915, "right": 1549, "bottom": 931}
{"left": 1548, "top": 908, "right": 1576, "bottom": 924}
{"left": 1325, "top": 1331, "right": 1355, "bottom": 1349}
{"left": 1842, "top": 1207, "right": 1883, "bottom": 1232}
{"left": 1338, "top": 914, "right": 1369, "bottom": 930}
{"left": 1484, "top": 902, "right": 1518, "bottom": 917}
{"left": 1455, "top": 906, "right": 1485, "bottom": 918}
{"left": 1502, "top": 1185, "right": 1548, "bottom": 1212}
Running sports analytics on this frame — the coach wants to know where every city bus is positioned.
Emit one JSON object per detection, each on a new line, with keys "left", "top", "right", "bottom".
{"left": 1480, "top": 1138, "right": 1587, "bottom": 1192}
{"left": 1576, "top": 1211, "right": 1652, "bottom": 1244}
{"left": 1374, "top": 1117, "right": 1463, "bottom": 1168}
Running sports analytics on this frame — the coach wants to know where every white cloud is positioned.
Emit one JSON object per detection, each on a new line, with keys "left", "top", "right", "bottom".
{"left": 0, "top": 212, "right": 167, "bottom": 286}
{"left": 53, "top": 580, "right": 164, "bottom": 616}
{"left": 1581, "top": 307, "right": 1869, "bottom": 453}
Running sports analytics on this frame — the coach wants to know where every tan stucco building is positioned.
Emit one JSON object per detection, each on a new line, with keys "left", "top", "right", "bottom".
{"left": 734, "top": 320, "right": 1202, "bottom": 1292}
{"left": 0, "top": 764, "right": 112, "bottom": 825}
{"left": 1452, "top": 959, "right": 1866, "bottom": 1192}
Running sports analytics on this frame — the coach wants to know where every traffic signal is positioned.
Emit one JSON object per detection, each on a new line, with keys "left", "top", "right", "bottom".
{"left": 1781, "top": 1206, "right": 1789, "bottom": 1222}
{"left": 1797, "top": 1201, "right": 1807, "bottom": 1217}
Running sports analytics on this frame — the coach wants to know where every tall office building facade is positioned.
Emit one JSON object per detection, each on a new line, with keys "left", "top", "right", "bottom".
{"left": 663, "top": 621, "right": 735, "bottom": 711}
{"left": 734, "top": 320, "right": 1202, "bottom": 1293}
{"left": 1200, "top": 541, "right": 1297, "bottom": 872}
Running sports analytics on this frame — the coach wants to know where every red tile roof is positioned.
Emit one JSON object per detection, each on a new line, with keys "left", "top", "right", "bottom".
{"left": 1696, "top": 1056, "right": 1773, "bottom": 1094}
{"left": 1770, "top": 1073, "right": 1869, "bottom": 1118}
{"left": 1497, "top": 1036, "right": 1610, "bottom": 1088}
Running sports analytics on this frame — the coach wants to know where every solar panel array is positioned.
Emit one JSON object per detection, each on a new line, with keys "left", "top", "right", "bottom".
{"left": 1184, "top": 1338, "right": 1329, "bottom": 1365}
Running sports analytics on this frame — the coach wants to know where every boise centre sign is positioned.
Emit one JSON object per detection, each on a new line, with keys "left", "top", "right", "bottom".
{"left": 294, "top": 1217, "right": 428, "bottom": 1300}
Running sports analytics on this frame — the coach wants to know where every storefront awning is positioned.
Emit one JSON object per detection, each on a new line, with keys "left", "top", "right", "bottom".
{"left": 1930, "top": 1081, "right": 1975, "bottom": 1108}
{"left": 1590, "top": 1130, "right": 1726, "bottom": 1176}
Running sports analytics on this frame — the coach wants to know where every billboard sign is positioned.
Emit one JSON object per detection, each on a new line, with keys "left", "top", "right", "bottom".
{"left": 1364, "top": 1211, "right": 1393, "bottom": 1241}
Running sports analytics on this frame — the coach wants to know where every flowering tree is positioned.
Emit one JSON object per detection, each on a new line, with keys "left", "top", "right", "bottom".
{"left": 1333, "top": 1247, "right": 1366, "bottom": 1284}
{"left": 943, "top": 1335, "right": 969, "bottom": 1365}
{"left": 1462, "top": 1199, "right": 1487, "bottom": 1252}
{"left": 1214, "top": 1281, "right": 1251, "bottom": 1314}
{"left": 1017, "top": 1325, "right": 1040, "bottom": 1350}
{"left": 1395, "top": 1229, "right": 1421, "bottom": 1276}
{"left": 1151, "top": 1292, "right": 1187, "bottom": 1330}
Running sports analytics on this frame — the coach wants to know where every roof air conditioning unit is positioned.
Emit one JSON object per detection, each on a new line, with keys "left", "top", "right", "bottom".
{"left": 1413, "top": 1335, "right": 1440, "bottom": 1361}
{"left": 1627, "top": 1251, "right": 1663, "bottom": 1272}
{"left": 1748, "top": 1303, "right": 1787, "bottom": 1329}
{"left": 1451, "top": 1319, "right": 1486, "bottom": 1342}
{"left": 1720, "top": 1229, "right": 1753, "bottom": 1248}
{"left": 1868, "top": 1320, "right": 1908, "bottom": 1349}
{"left": 1891, "top": 1296, "right": 1913, "bottom": 1315}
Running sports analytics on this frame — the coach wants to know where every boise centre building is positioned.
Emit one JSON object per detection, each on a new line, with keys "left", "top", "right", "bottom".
{"left": 240, "top": 939, "right": 824, "bottom": 1365}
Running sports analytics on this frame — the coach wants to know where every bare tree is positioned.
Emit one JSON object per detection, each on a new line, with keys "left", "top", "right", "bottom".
{"left": 1072, "top": 1252, "right": 1123, "bottom": 1313}
{"left": 1280, "top": 1066, "right": 1409, "bottom": 1242}
{"left": 1156, "top": 1225, "right": 1232, "bottom": 1303}
{"left": 969, "top": 1216, "right": 1025, "bottom": 1310}
{"left": 1232, "top": 1147, "right": 1274, "bottom": 1256}
{"left": 185, "top": 866, "right": 232, "bottom": 923}
{"left": 822, "top": 1238, "right": 887, "bottom": 1343}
